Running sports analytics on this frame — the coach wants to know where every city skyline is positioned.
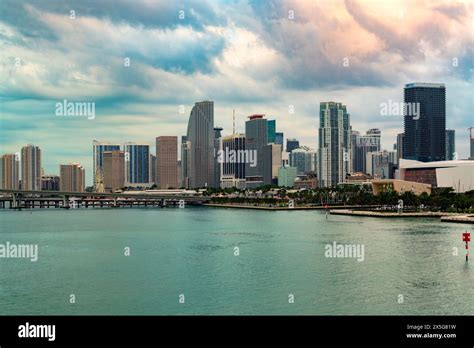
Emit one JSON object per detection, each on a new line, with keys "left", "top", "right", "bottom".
{"left": 1, "top": 0, "right": 473, "bottom": 185}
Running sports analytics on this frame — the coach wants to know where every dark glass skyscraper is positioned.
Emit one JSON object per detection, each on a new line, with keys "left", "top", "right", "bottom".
{"left": 286, "top": 139, "right": 300, "bottom": 153}
{"left": 275, "top": 132, "right": 284, "bottom": 148}
{"left": 267, "top": 120, "right": 276, "bottom": 143}
{"left": 403, "top": 83, "right": 446, "bottom": 162}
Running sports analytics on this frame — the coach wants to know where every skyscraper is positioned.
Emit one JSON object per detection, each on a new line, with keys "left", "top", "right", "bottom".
{"left": 186, "top": 101, "right": 214, "bottom": 188}
{"left": 213, "top": 127, "right": 223, "bottom": 188}
{"left": 445, "top": 129, "right": 455, "bottom": 160}
{"left": 155, "top": 136, "right": 178, "bottom": 189}
{"left": 245, "top": 114, "right": 267, "bottom": 188}
{"left": 93, "top": 140, "right": 120, "bottom": 190}
{"left": 149, "top": 154, "right": 156, "bottom": 185}
{"left": 21, "top": 144, "right": 41, "bottom": 190}
{"left": 263, "top": 143, "right": 282, "bottom": 185}
{"left": 0, "top": 154, "right": 19, "bottom": 189}
{"left": 290, "top": 146, "right": 317, "bottom": 174}
{"left": 352, "top": 129, "right": 381, "bottom": 173}
{"left": 103, "top": 150, "right": 125, "bottom": 192}
{"left": 286, "top": 139, "right": 300, "bottom": 153}
{"left": 267, "top": 120, "right": 276, "bottom": 143}
{"left": 317, "top": 102, "right": 352, "bottom": 187}
{"left": 220, "top": 134, "right": 246, "bottom": 189}
{"left": 123, "top": 143, "right": 150, "bottom": 185}
{"left": 60, "top": 163, "right": 85, "bottom": 192}
{"left": 275, "top": 132, "right": 284, "bottom": 149}
{"left": 180, "top": 135, "right": 190, "bottom": 188}
{"left": 396, "top": 133, "right": 404, "bottom": 163}
{"left": 403, "top": 83, "right": 446, "bottom": 162}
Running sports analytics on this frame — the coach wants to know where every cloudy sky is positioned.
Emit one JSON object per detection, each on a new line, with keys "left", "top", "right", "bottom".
{"left": 1, "top": 0, "right": 473, "bottom": 185}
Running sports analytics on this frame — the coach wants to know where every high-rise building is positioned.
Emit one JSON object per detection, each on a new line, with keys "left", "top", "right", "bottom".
{"left": 180, "top": 135, "right": 190, "bottom": 188}
{"left": 366, "top": 128, "right": 381, "bottom": 150}
{"left": 93, "top": 140, "right": 120, "bottom": 190}
{"left": 278, "top": 166, "right": 297, "bottom": 187}
{"left": 290, "top": 146, "right": 317, "bottom": 175}
{"left": 41, "top": 175, "right": 60, "bottom": 191}
{"left": 263, "top": 143, "right": 282, "bottom": 185}
{"left": 60, "top": 163, "right": 85, "bottom": 192}
{"left": 186, "top": 101, "right": 214, "bottom": 188}
{"left": 149, "top": 154, "right": 156, "bottom": 185}
{"left": 366, "top": 150, "right": 397, "bottom": 179}
{"left": 155, "top": 136, "right": 178, "bottom": 189}
{"left": 0, "top": 154, "right": 19, "bottom": 189}
{"left": 245, "top": 114, "right": 267, "bottom": 188}
{"left": 21, "top": 144, "right": 41, "bottom": 190}
{"left": 317, "top": 102, "right": 352, "bottom": 187}
{"left": 220, "top": 134, "right": 246, "bottom": 189}
{"left": 286, "top": 139, "right": 300, "bottom": 153}
{"left": 396, "top": 133, "right": 404, "bottom": 162}
{"left": 213, "top": 127, "right": 223, "bottom": 188}
{"left": 275, "top": 132, "right": 284, "bottom": 149}
{"left": 403, "top": 83, "right": 446, "bottom": 162}
{"left": 445, "top": 129, "right": 455, "bottom": 160}
{"left": 103, "top": 150, "right": 125, "bottom": 192}
{"left": 352, "top": 129, "right": 381, "bottom": 173}
{"left": 123, "top": 143, "right": 150, "bottom": 185}
{"left": 267, "top": 120, "right": 276, "bottom": 143}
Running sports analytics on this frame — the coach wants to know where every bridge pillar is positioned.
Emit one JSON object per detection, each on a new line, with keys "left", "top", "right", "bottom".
{"left": 63, "top": 195, "right": 70, "bottom": 209}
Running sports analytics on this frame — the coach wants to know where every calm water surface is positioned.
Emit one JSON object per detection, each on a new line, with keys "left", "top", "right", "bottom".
{"left": 0, "top": 207, "right": 472, "bottom": 315}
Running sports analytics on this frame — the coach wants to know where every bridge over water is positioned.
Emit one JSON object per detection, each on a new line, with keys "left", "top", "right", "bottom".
{"left": 0, "top": 189, "right": 210, "bottom": 209}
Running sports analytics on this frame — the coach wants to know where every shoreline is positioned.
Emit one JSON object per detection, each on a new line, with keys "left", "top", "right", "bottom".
{"left": 203, "top": 203, "right": 377, "bottom": 211}
{"left": 330, "top": 209, "right": 474, "bottom": 223}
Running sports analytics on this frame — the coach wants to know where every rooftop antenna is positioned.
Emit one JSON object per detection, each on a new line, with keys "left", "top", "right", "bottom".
{"left": 233, "top": 109, "right": 235, "bottom": 135}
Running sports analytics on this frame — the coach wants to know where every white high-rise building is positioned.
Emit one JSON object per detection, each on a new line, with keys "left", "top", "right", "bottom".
{"left": 317, "top": 102, "right": 352, "bottom": 187}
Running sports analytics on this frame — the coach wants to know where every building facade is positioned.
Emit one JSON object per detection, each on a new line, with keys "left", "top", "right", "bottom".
{"left": 123, "top": 143, "right": 150, "bottom": 185}
{"left": 0, "top": 154, "right": 19, "bottom": 189}
{"left": 286, "top": 139, "right": 300, "bottom": 153}
{"left": 275, "top": 132, "right": 284, "bottom": 149}
{"left": 290, "top": 146, "right": 317, "bottom": 174}
{"left": 317, "top": 102, "right": 352, "bottom": 187}
{"left": 93, "top": 140, "right": 120, "bottom": 190}
{"left": 60, "top": 163, "right": 85, "bottom": 192}
{"left": 267, "top": 120, "right": 276, "bottom": 143}
{"left": 445, "top": 129, "right": 455, "bottom": 160}
{"left": 245, "top": 115, "right": 267, "bottom": 188}
{"left": 21, "top": 144, "right": 41, "bottom": 191}
{"left": 156, "top": 136, "right": 178, "bottom": 189}
{"left": 278, "top": 166, "right": 297, "bottom": 187}
{"left": 186, "top": 101, "right": 214, "bottom": 188}
{"left": 403, "top": 83, "right": 446, "bottom": 162}
{"left": 220, "top": 134, "right": 246, "bottom": 189}
{"left": 41, "top": 175, "right": 60, "bottom": 191}
{"left": 103, "top": 150, "right": 125, "bottom": 192}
